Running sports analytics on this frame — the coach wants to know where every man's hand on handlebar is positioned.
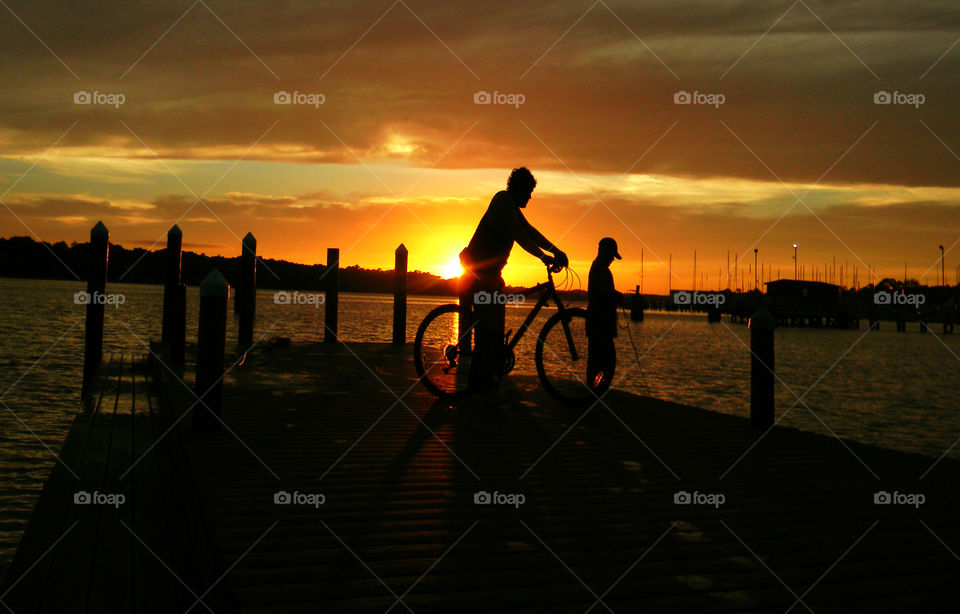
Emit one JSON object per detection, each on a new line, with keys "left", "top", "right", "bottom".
{"left": 541, "top": 249, "right": 568, "bottom": 273}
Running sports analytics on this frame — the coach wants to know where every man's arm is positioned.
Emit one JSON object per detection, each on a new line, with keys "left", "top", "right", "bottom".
{"left": 493, "top": 193, "right": 550, "bottom": 261}
{"left": 514, "top": 206, "right": 568, "bottom": 266}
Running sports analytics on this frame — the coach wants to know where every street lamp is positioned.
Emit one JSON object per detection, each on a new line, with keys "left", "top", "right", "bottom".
{"left": 939, "top": 245, "right": 945, "bottom": 287}
{"left": 793, "top": 244, "right": 798, "bottom": 280}
{"left": 754, "top": 248, "right": 758, "bottom": 292}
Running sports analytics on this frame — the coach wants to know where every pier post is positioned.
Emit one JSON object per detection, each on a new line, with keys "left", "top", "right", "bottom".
{"left": 630, "top": 285, "right": 644, "bottom": 322}
{"left": 171, "top": 282, "right": 186, "bottom": 365}
{"left": 458, "top": 275, "right": 473, "bottom": 355}
{"left": 325, "top": 248, "right": 339, "bottom": 343}
{"left": 392, "top": 244, "right": 407, "bottom": 344}
{"left": 161, "top": 224, "right": 182, "bottom": 345}
{"left": 238, "top": 232, "right": 257, "bottom": 346}
{"left": 82, "top": 221, "right": 109, "bottom": 398}
{"left": 195, "top": 270, "right": 228, "bottom": 434}
{"left": 749, "top": 306, "right": 775, "bottom": 430}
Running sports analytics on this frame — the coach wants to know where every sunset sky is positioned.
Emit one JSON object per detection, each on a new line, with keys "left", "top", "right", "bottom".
{"left": 2, "top": 0, "right": 960, "bottom": 293}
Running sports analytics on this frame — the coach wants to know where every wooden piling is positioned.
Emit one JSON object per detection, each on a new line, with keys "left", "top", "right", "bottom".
{"left": 749, "top": 306, "right": 775, "bottom": 430}
{"left": 630, "top": 285, "right": 644, "bottom": 322}
{"left": 392, "top": 244, "right": 407, "bottom": 344}
{"left": 324, "top": 248, "right": 339, "bottom": 343}
{"left": 458, "top": 275, "right": 473, "bottom": 355}
{"left": 195, "top": 270, "right": 228, "bottom": 434}
{"left": 171, "top": 282, "right": 186, "bottom": 365}
{"left": 82, "top": 221, "right": 109, "bottom": 398}
{"left": 238, "top": 232, "right": 257, "bottom": 346}
{"left": 161, "top": 225, "right": 182, "bottom": 345}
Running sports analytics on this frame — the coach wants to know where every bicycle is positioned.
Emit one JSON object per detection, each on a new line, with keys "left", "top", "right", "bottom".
{"left": 413, "top": 265, "right": 611, "bottom": 405}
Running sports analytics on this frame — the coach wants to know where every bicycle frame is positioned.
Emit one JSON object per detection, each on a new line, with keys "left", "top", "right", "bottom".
{"left": 505, "top": 268, "right": 580, "bottom": 360}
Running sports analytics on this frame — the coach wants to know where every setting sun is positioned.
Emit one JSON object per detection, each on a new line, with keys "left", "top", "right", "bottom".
{"left": 440, "top": 257, "right": 463, "bottom": 279}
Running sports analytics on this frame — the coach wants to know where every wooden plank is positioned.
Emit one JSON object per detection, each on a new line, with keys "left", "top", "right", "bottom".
{"left": 0, "top": 354, "right": 117, "bottom": 613}
{"left": 36, "top": 353, "right": 123, "bottom": 612}
{"left": 86, "top": 353, "right": 135, "bottom": 612}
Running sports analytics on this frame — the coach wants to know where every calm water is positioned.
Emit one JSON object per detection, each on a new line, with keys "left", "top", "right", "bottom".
{"left": 1, "top": 278, "right": 959, "bottom": 578}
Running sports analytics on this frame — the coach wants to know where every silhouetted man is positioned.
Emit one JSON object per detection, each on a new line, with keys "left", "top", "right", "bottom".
{"left": 459, "top": 167, "right": 568, "bottom": 397}
{"left": 586, "top": 237, "right": 623, "bottom": 393}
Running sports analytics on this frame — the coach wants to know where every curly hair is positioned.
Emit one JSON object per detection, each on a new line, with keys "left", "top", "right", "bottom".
{"left": 506, "top": 167, "right": 537, "bottom": 194}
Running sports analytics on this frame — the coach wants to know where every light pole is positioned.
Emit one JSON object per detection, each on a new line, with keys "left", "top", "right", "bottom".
{"left": 754, "top": 248, "right": 758, "bottom": 292}
{"left": 793, "top": 244, "right": 798, "bottom": 280}
{"left": 939, "top": 244, "right": 945, "bottom": 304}
{"left": 939, "top": 244, "right": 944, "bottom": 287}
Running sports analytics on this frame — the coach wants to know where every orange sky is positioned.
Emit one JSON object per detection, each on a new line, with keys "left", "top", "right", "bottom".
{"left": 2, "top": 1, "right": 960, "bottom": 292}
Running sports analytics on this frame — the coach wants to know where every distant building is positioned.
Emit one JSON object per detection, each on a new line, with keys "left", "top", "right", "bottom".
{"left": 765, "top": 280, "right": 842, "bottom": 317}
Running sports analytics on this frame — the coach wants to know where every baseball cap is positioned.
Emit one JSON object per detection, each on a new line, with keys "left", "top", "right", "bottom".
{"left": 599, "top": 237, "right": 622, "bottom": 259}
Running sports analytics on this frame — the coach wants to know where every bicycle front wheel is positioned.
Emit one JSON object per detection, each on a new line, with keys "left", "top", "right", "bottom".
{"left": 413, "top": 304, "right": 474, "bottom": 399}
{"left": 535, "top": 307, "right": 602, "bottom": 405}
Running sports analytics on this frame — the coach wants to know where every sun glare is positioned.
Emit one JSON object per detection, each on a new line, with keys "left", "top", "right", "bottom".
{"left": 440, "top": 257, "right": 463, "bottom": 279}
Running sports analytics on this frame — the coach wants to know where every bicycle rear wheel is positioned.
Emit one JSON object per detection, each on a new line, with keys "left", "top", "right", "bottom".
{"left": 535, "top": 307, "right": 604, "bottom": 405}
{"left": 413, "top": 304, "right": 474, "bottom": 399}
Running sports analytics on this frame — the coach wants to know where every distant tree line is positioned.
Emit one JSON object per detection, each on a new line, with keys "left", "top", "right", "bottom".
{"left": 0, "top": 236, "right": 462, "bottom": 296}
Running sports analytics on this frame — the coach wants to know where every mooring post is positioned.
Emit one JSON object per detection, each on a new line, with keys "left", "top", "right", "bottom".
{"left": 171, "top": 282, "right": 186, "bottom": 365}
{"left": 630, "top": 285, "right": 644, "bottom": 322}
{"left": 82, "top": 221, "right": 109, "bottom": 398}
{"left": 238, "top": 232, "right": 257, "bottom": 346}
{"left": 458, "top": 275, "right": 473, "bottom": 355}
{"left": 161, "top": 224, "right": 182, "bottom": 345}
{"left": 749, "top": 305, "right": 775, "bottom": 430}
{"left": 392, "top": 244, "right": 408, "bottom": 344}
{"left": 195, "top": 269, "right": 228, "bottom": 434}
{"left": 325, "top": 248, "right": 339, "bottom": 343}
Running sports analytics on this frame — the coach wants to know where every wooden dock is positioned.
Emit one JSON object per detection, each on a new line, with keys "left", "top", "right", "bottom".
{"left": 177, "top": 342, "right": 959, "bottom": 612}
{"left": 1, "top": 353, "right": 233, "bottom": 613}
{"left": 3, "top": 339, "right": 959, "bottom": 612}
